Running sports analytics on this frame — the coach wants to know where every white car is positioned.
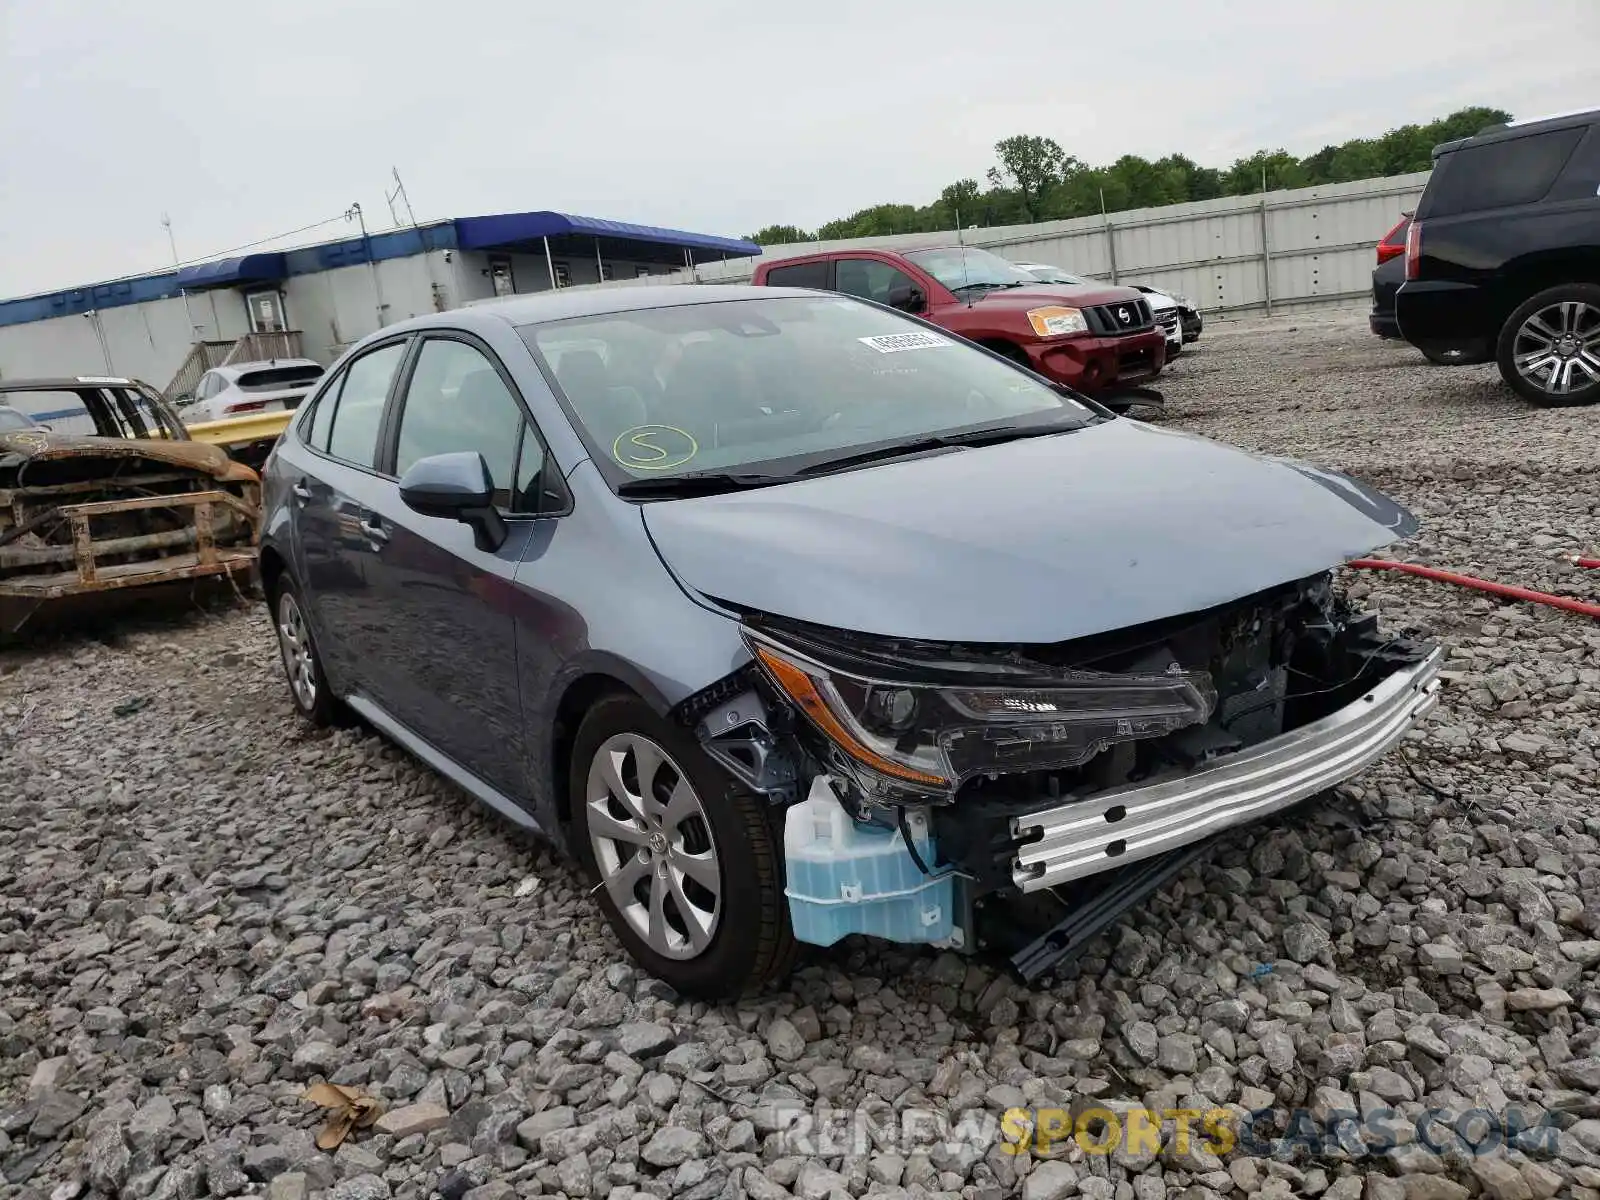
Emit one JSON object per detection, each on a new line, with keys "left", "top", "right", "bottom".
{"left": 184, "top": 359, "right": 325, "bottom": 423}
{"left": 1011, "top": 261, "right": 1186, "bottom": 357}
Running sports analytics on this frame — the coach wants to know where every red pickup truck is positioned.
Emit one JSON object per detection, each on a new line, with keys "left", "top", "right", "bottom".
{"left": 752, "top": 245, "right": 1166, "bottom": 402}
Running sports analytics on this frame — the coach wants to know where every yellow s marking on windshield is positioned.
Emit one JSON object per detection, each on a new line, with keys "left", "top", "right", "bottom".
{"left": 612, "top": 425, "right": 698, "bottom": 471}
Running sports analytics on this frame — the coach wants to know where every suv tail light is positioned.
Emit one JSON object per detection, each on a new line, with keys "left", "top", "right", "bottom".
{"left": 226, "top": 400, "right": 268, "bottom": 415}
{"left": 1404, "top": 220, "right": 1421, "bottom": 280}
{"left": 1376, "top": 216, "right": 1409, "bottom": 264}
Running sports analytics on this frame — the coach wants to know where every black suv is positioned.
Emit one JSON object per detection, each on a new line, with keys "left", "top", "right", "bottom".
{"left": 1397, "top": 108, "right": 1600, "bottom": 406}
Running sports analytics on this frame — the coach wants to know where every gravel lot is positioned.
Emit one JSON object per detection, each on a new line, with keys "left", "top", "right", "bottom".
{"left": 3, "top": 309, "right": 1598, "bottom": 1200}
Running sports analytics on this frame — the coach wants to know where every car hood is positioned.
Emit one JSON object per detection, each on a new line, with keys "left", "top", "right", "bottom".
{"left": 976, "top": 283, "right": 1144, "bottom": 309}
{"left": 642, "top": 419, "right": 1416, "bottom": 644}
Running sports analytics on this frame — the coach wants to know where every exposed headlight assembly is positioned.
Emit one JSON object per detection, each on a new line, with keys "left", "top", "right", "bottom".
{"left": 1025, "top": 306, "right": 1089, "bottom": 338}
{"left": 745, "top": 629, "right": 1216, "bottom": 802}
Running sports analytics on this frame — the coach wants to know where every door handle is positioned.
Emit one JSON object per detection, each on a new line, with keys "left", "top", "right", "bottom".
{"left": 358, "top": 516, "right": 389, "bottom": 546}
{"left": 290, "top": 481, "right": 312, "bottom": 504}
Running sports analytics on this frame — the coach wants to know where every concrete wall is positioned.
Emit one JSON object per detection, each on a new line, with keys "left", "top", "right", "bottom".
{"left": 582, "top": 171, "right": 1432, "bottom": 318}
{"left": 284, "top": 250, "right": 457, "bottom": 362}
{"left": 0, "top": 291, "right": 251, "bottom": 385}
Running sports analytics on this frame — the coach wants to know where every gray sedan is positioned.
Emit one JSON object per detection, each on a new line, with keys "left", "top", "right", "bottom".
{"left": 259, "top": 285, "right": 1440, "bottom": 997}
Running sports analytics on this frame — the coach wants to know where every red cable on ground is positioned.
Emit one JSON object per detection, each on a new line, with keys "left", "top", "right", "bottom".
{"left": 1347, "top": 559, "right": 1600, "bottom": 620}
{"left": 1568, "top": 555, "right": 1600, "bottom": 570}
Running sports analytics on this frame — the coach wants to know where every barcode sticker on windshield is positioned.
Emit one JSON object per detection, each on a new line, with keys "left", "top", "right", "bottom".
{"left": 858, "top": 332, "right": 952, "bottom": 354}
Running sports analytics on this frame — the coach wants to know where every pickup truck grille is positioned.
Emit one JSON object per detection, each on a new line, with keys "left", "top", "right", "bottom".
{"left": 1086, "top": 298, "right": 1154, "bottom": 336}
{"left": 1156, "top": 310, "right": 1181, "bottom": 336}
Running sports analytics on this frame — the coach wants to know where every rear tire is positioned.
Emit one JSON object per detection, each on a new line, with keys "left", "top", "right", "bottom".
{"left": 270, "top": 575, "right": 342, "bottom": 726}
{"left": 571, "top": 694, "right": 798, "bottom": 999}
{"left": 1496, "top": 283, "right": 1600, "bottom": 407}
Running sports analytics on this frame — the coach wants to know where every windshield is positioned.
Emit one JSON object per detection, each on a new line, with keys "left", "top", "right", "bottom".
{"left": 904, "top": 247, "right": 1034, "bottom": 292}
{"left": 0, "top": 406, "right": 38, "bottom": 431}
{"left": 521, "top": 295, "right": 1092, "bottom": 486}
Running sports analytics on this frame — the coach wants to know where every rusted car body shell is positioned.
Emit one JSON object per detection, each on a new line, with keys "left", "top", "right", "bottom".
{"left": 0, "top": 429, "right": 261, "bottom": 632}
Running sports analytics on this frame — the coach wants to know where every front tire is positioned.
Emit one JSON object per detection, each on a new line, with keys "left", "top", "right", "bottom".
{"left": 270, "top": 575, "right": 342, "bottom": 726}
{"left": 1496, "top": 283, "right": 1600, "bottom": 407}
{"left": 571, "top": 694, "right": 797, "bottom": 998}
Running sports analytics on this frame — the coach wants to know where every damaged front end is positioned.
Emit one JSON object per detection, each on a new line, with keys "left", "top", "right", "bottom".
{"left": 0, "top": 431, "right": 261, "bottom": 634}
{"left": 684, "top": 572, "right": 1442, "bottom": 974}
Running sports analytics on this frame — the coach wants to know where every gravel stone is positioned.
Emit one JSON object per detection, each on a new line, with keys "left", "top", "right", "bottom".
{"left": 640, "top": 1125, "right": 708, "bottom": 1167}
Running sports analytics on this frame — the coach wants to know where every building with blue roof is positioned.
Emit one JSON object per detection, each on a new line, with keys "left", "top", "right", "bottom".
{"left": 0, "top": 211, "right": 760, "bottom": 394}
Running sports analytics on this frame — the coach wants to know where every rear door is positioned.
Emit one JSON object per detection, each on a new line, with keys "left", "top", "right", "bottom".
{"left": 358, "top": 332, "right": 556, "bottom": 796}
{"left": 292, "top": 339, "right": 411, "bottom": 695}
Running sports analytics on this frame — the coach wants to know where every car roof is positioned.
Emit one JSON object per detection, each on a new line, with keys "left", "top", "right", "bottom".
{"left": 0, "top": 376, "right": 138, "bottom": 391}
{"left": 385, "top": 285, "right": 831, "bottom": 338}
{"left": 1433, "top": 106, "right": 1599, "bottom": 158}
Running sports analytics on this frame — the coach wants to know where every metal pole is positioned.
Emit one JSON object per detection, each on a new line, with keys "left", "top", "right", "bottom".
{"left": 349, "top": 202, "right": 385, "bottom": 329}
{"left": 595, "top": 237, "right": 604, "bottom": 284}
{"left": 543, "top": 237, "right": 557, "bottom": 290}
{"left": 1259, "top": 169, "right": 1273, "bottom": 317}
{"left": 163, "top": 214, "right": 204, "bottom": 338}
{"left": 1100, "top": 189, "right": 1119, "bottom": 283}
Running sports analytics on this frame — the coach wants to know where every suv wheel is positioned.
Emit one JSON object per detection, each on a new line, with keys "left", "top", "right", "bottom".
{"left": 571, "top": 694, "right": 797, "bottom": 998}
{"left": 1496, "top": 284, "right": 1600, "bottom": 406}
{"left": 271, "top": 576, "right": 341, "bottom": 725}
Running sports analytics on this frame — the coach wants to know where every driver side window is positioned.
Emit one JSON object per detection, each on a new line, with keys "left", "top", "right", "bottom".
{"left": 393, "top": 337, "right": 543, "bottom": 511}
{"left": 834, "top": 258, "right": 917, "bottom": 306}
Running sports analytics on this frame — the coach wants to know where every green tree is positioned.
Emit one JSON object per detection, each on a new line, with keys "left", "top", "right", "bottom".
{"left": 747, "top": 224, "right": 814, "bottom": 245}
{"left": 940, "top": 178, "right": 982, "bottom": 223}
{"left": 987, "top": 135, "right": 1066, "bottom": 222}
{"left": 1222, "top": 149, "right": 1307, "bottom": 194}
{"left": 750, "top": 106, "right": 1516, "bottom": 240}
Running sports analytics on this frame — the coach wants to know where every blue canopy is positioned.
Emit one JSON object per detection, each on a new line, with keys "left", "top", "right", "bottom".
{"left": 174, "top": 253, "right": 287, "bottom": 291}
{"left": 453, "top": 212, "right": 759, "bottom": 258}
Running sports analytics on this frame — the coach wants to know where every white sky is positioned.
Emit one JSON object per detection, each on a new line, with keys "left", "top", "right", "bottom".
{"left": 0, "top": 0, "right": 1594, "bottom": 298}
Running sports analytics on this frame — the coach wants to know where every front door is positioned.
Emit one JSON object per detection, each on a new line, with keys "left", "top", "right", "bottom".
{"left": 356, "top": 334, "right": 547, "bottom": 797}
{"left": 292, "top": 339, "right": 410, "bottom": 696}
{"left": 246, "top": 290, "right": 288, "bottom": 333}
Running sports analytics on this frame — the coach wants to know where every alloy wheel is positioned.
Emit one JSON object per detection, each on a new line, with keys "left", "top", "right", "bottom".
{"left": 585, "top": 732, "right": 722, "bottom": 960}
{"left": 1512, "top": 300, "right": 1600, "bottom": 396}
{"left": 275, "top": 590, "right": 318, "bottom": 711}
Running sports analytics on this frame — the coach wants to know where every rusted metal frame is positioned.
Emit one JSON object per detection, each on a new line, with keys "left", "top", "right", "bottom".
{"left": 56, "top": 490, "right": 250, "bottom": 588}
{"left": 0, "top": 526, "right": 200, "bottom": 568}
{"left": 0, "top": 472, "right": 197, "bottom": 504}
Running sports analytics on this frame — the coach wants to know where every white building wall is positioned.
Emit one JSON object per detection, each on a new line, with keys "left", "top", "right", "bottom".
{"left": 0, "top": 292, "right": 250, "bottom": 385}
{"left": 285, "top": 249, "right": 457, "bottom": 363}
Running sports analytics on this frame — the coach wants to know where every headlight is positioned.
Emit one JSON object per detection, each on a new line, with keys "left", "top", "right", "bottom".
{"left": 746, "top": 631, "right": 1216, "bottom": 801}
{"left": 1025, "top": 306, "right": 1089, "bottom": 338}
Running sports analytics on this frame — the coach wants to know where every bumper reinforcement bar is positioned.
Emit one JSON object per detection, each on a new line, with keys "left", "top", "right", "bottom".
{"left": 1012, "top": 645, "right": 1444, "bottom": 892}
{"left": 1010, "top": 838, "right": 1215, "bottom": 983}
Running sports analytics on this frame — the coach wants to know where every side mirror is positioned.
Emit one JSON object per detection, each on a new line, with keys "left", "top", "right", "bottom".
{"left": 887, "top": 283, "right": 926, "bottom": 314}
{"left": 398, "top": 451, "right": 507, "bottom": 552}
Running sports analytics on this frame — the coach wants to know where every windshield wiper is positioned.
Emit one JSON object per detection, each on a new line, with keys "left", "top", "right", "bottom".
{"left": 950, "top": 280, "right": 1024, "bottom": 294}
{"left": 616, "top": 470, "right": 798, "bottom": 498}
{"left": 795, "top": 418, "right": 1084, "bottom": 476}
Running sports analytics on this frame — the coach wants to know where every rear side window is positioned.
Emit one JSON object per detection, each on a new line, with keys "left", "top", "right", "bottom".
{"left": 325, "top": 343, "right": 406, "bottom": 469}
{"left": 1425, "top": 128, "right": 1586, "bottom": 217}
{"left": 764, "top": 261, "right": 830, "bottom": 289}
